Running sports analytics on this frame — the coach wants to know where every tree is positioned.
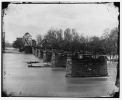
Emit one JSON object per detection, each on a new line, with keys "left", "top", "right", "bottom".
{"left": 79, "top": 34, "right": 86, "bottom": 53}
{"left": 44, "top": 28, "right": 58, "bottom": 49}
{"left": 100, "top": 27, "right": 118, "bottom": 59}
{"left": 55, "top": 29, "right": 63, "bottom": 49}
{"left": 12, "top": 38, "right": 24, "bottom": 49}
{"left": 71, "top": 29, "right": 80, "bottom": 50}
{"left": 36, "top": 35, "right": 42, "bottom": 46}
{"left": 64, "top": 28, "right": 73, "bottom": 42}
{"left": 109, "top": 27, "right": 118, "bottom": 54}
{"left": 63, "top": 28, "right": 73, "bottom": 50}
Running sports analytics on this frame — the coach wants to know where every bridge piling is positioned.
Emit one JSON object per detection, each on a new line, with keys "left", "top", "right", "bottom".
{"left": 65, "top": 55, "right": 108, "bottom": 77}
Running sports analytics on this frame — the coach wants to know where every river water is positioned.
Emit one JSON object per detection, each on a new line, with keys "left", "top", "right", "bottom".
{"left": 2, "top": 48, "right": 118, "bottom": 97}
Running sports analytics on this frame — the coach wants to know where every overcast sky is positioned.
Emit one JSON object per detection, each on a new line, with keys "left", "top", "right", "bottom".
{"left": 3, "top": 3, "right": 119, "bottom": 43}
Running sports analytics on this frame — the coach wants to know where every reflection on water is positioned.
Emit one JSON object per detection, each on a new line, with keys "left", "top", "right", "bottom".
{"left": 3, "top": 53, "right": 118, "bottom": 97}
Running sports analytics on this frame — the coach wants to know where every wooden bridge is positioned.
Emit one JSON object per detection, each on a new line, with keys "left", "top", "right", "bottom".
{"left": 32, "top": 47, "right": 108, "bottom": 77}
{"left": 15, "top": 32, "right": 108, "bottom": 77}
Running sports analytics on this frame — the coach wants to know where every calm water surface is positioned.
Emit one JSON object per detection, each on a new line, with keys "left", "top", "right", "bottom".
{"left": 3, "top": 49, "right": 118, "bottom": 97}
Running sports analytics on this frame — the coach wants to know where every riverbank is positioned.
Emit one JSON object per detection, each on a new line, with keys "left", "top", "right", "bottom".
{"left": 3, "top": 48, "right": 24, "bottom": 54}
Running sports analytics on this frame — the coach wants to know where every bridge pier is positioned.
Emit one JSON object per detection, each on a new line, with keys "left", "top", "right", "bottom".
{"left": 32, "top": 48, "right": 108, "bottom": 78}
{"left": 43, "top": 51, "right": 52, "bottom": 62}
{"left": 66, "top": 57, "right": 72, "bottom": 77}
{"left": 43, "top": 51, "right": 47, "bottom": 62}
{"left": 37, "top": 49, "right": 41, "bottom": 58}
{"left": 35, "top": 48, "right": 38, "bottom": 57}
{"left": 24, "top": 46, "right": 32, "bottom": 54}
{"left": 39, "top": 50, "right": 43, "bottom": 59}
{"left": 51, "top": 52, "right": 56, "bottom": 67}
{"left": 66, "top": 56, "right": 108, "bottom": 77}
{"left": 32, "top": 47, "right": 36, "bottom": 55}
{"left": 51, "top": 52, "right": 67, "bottom": 67}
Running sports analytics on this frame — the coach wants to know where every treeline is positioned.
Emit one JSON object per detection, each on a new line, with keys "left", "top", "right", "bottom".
{"left": 36, "top": 27, "right": 118, "bottom": 56}
{"left": 5, "top": 42, "right": 13, "bottom": 47}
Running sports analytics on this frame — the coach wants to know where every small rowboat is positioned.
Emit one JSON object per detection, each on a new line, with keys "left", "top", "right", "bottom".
{"left": 27, "top": 61, "right": 39, "bottom": 64}
{"left": 28, "top": 64, "right": 42, "bottom": 68}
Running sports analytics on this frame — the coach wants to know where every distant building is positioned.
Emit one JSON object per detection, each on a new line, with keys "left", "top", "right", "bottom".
{"left": 22, "top": 33, "right": 32, "bottom": 53}
{"left": 17, "top": 38, "right": 22, "bottom": 41}
{"left": 22, "top": 32, "right": 32, "bottom": 46}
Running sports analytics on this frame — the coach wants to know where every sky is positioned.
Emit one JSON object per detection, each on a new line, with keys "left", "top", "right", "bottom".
{"left": 3, "top": 3, "right": 119, "bottom": 43}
